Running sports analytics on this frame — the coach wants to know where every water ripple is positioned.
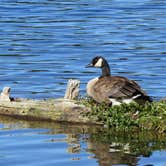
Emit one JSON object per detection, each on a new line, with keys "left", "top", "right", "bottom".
{"left": 0, "top": 0, "right": 165, "bottom": 99}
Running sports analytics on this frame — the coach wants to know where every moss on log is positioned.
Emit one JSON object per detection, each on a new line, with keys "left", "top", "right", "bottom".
{"left": 82, "top": 98, "right": 166, "bottom": 133}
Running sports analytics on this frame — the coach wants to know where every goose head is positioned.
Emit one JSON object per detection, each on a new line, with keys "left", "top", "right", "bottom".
{"left": 86, "top": 56, "right": 111, "bottom": 76}
{"left": 86, "top": 56, "right": 106, "bottom": 68}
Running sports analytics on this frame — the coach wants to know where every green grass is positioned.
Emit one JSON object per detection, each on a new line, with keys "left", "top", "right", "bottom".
{"left": 80, "top": 98, "right": 166, "bottom": 133}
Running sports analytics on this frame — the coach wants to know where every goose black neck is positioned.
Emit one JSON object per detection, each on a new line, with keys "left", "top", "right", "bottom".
{"left": 101, "top": 60, "right": 111, "bottom": 77}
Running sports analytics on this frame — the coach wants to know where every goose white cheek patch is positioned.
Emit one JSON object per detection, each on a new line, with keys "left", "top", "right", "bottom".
{"left": 94, "top": 58, "right": 103, "bottom": 67}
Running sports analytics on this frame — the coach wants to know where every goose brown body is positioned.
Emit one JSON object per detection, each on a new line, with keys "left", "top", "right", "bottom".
{"left": 86, "top": 56, "right": 151, "bottom": 105}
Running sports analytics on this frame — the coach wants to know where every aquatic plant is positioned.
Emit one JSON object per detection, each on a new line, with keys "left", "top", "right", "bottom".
{"left": 81, "top": 98, "right": 166, "bottom": 133}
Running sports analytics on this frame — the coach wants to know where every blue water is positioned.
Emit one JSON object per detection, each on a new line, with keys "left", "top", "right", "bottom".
{"left": 1, "top": 115, "right": 166, "bottom": 166}
{"left": 0, "top": 0, "right": 166, "bottom": 165}
{"left": 0, "top": 0, "right": 165, "bottom": 99}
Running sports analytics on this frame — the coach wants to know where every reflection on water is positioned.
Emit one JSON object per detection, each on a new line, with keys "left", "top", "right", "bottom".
{"left": 0, "top": 115, "right": 166, "bottom": 166}
{"left": 0, "top": 0, "right": 165, "bottom": 99}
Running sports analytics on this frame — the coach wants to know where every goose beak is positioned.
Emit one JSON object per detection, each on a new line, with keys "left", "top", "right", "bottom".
{"left": 85, "top": 63, "right": 93, "bottom": 68}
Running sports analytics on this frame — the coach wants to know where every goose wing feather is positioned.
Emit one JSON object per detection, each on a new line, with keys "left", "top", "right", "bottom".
{"left": 94, "top": 76, "right": 147, "bottom": 99}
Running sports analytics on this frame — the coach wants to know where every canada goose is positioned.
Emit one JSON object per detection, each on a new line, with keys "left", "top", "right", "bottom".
{"left": 86, "top": 56, "right": 152, "bottom": 106}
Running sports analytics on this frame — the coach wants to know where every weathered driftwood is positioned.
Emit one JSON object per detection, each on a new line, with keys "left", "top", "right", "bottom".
{"left": 0, "top": 80, "right": 100, "bottom": 125}
{"left": 0, "top": 98, "right": 96, "bottom": 124}
{"left": 0, "top": 87, "right": 11, "bottom": 101}
{"left": 64, "top": 79, "right": 80, "bottom": 100}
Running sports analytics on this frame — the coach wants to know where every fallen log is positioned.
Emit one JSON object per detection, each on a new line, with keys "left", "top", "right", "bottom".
{"left": 0, "top": 79, "right": 100, "bottom": 125}
{"left": 0, "top": 98, "right": 95, "bottom": 124}
{"left": 0, "top": 79, "right": 166, "bottom": 132}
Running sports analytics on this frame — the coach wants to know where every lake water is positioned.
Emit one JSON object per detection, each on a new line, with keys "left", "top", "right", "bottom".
{"left": 1, "top": 115, "right": 166, "bottom": 166}
{"left": 0, "top": 0, "right": 166, "bottom": 165}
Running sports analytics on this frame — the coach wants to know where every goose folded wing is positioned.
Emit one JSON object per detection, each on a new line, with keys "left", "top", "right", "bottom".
{"left": 99, "top": 80, "right": 144, "bottom": 99}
